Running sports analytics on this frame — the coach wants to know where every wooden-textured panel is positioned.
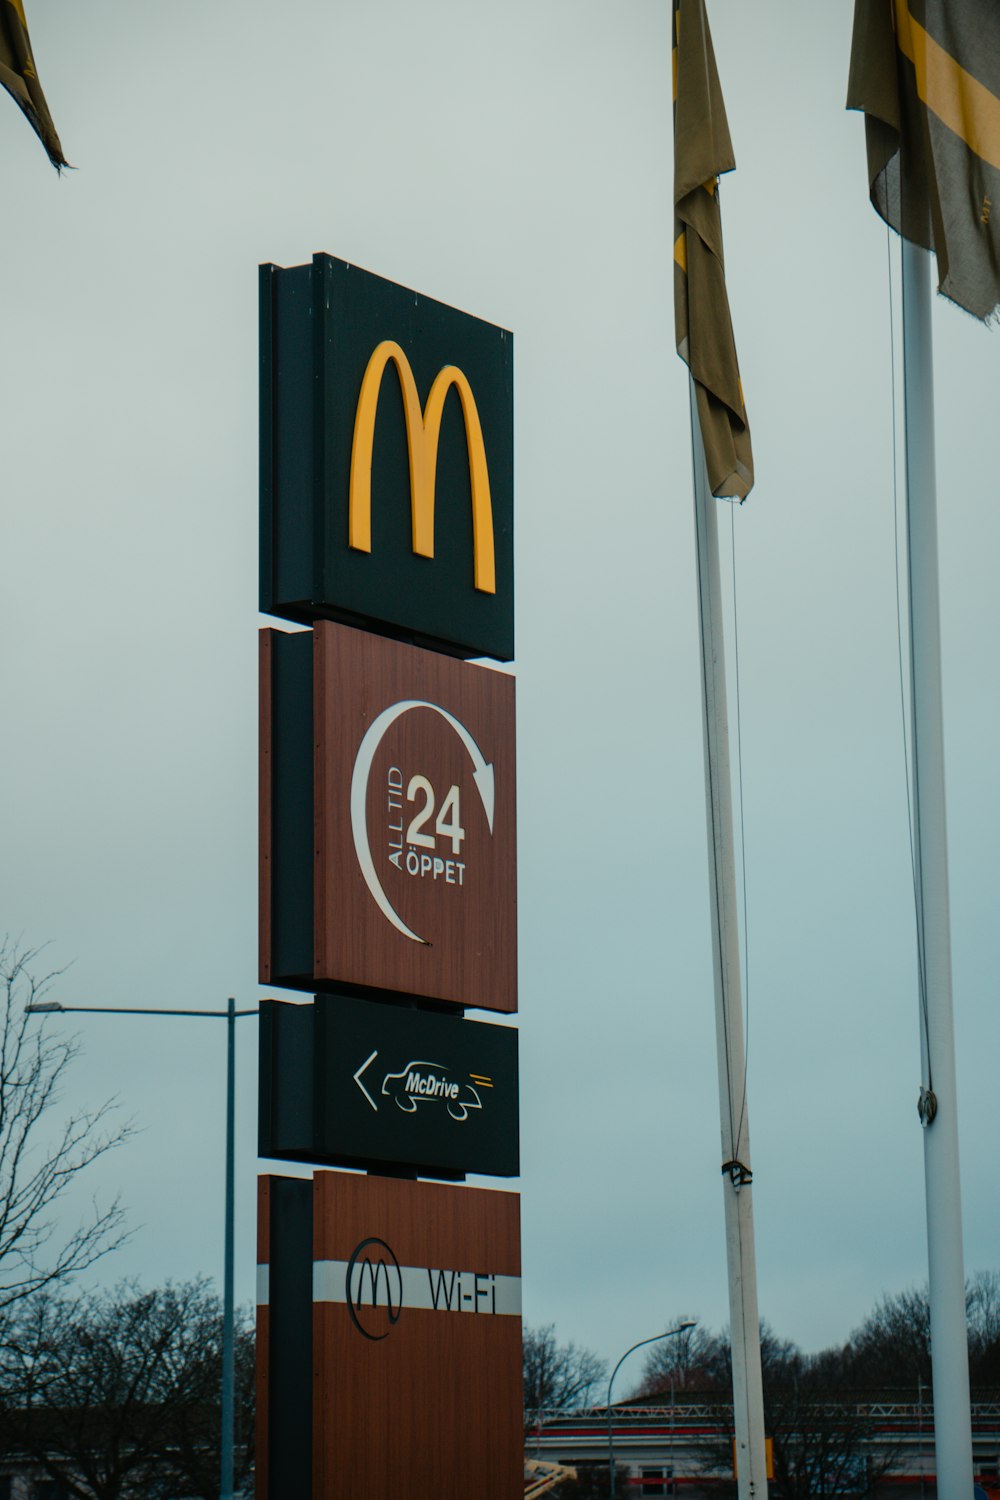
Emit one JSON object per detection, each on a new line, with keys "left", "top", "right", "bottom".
{"left": 313, "top": 621, "right": 517, "bottom": 1011}
{"left": 312, "top": 1171, "right": 520, "bottom": 1273}
{"left": 312, "top": 1172, "right": 522, "bottom": 1500}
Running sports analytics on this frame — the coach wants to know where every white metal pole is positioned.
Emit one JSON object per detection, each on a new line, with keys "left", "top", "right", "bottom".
{"left": 689, "top": 384, "right": 768, "bottom": 1500}
{"left": 221, "top": 994, "right": 236, "bottom": 1500}
{"left": 900, "top": 239, "right": 974, "bottom": 1500}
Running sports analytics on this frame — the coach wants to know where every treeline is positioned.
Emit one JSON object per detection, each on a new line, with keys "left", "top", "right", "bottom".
{"left": 525, "top": 1270, "right": 1000, "bottom": 1418}
{"left": 635, "top": 1270, "right": 1000, "bottom": 1398}
{"left": 526, "top": 1275, "right": 1000, "bottom": 1500}
{"left": 0, "top": 1280, "right": 255, "bottom": 1500}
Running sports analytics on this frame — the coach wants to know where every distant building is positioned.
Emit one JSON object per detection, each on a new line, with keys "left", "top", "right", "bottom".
{"left": 526, "top": 1393, "right": 1000, "bottom": 1497}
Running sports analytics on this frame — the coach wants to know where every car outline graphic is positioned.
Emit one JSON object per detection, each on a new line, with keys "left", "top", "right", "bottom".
{"left": 380, "top": 1060, "right": 484, "bottom": 1122}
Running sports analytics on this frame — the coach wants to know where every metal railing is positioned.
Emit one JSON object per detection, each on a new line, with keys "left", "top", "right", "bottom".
{"left": 527, "top": 1400, "right": 1000, "bottom": 1426}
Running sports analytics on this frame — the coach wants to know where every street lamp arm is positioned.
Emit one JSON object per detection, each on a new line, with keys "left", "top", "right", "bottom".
{"left": 609, "top": 1331, "right": 678, "bottom": 1404}
{"left": 25, "top": 1004, "right": 258, "bottom": 1019}
{"left": 606, "top": 1322, "right": 696, "bottom": 1500}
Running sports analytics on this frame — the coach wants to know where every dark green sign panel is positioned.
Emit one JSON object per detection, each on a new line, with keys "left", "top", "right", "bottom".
{"left": 259, "top": 993, "right": 519, "bottom": 1180}
{"left": 260, "top": 253, "right": 514, "bottom": 661}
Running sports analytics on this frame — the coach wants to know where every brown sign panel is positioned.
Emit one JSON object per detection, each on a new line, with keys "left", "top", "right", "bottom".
{"left": 313, "top": 1171, "right": 522, "bottom": 1499}
{"left": 257, "top": 1172, "right": 522, "bottom": 1499}
{"left": 260, "top": 620, "right": 517, "bottom": 1012}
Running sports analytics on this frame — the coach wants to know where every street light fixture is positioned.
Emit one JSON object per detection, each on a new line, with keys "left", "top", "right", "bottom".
{"left": 25, "top": 997, "right": 257, "bottom": 1500}
{"left": 607, "top": 1319, "right": 697, "bottom": 1499}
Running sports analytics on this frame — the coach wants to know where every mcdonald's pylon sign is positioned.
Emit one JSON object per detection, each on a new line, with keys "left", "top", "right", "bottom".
{"left": 260, "top": 254, "right": 513, "bottom": 662}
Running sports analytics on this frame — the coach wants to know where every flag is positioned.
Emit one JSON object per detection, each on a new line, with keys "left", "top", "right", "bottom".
{"left": 848, "top": 0, "right": 1000, "bottom": 322}
{"left": 0, "top": 0, "right": 66, "bottom": 169}
{"left": 673, "top": 0, "right": 753, "bottom": 502}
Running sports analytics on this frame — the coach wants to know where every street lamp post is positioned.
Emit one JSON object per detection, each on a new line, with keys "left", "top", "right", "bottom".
{"left": 25, "top": 997, "right": 257, "bottom": 1500}
{"left": 607, "top": 1321, "right": 696, "bottom": 1500}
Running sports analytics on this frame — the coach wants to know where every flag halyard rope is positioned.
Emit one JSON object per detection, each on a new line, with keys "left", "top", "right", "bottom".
{"left": 887, "top": 225, "right": 935, "bottom": 1113}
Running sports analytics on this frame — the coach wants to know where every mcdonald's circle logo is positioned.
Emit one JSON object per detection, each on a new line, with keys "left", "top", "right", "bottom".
{"left": 346, "top": 1237, "right": 403, "bottom": 1341}
{"left": 260, "top": 253, "right": 514, "bottom": 661}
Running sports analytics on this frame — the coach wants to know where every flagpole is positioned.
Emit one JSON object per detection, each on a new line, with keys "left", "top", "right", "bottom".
{"left": 689, "top": 383, "right": 768, "bottom": 1500}
{"left": 900, "top": 240, "right": 974, "bottom": 1500}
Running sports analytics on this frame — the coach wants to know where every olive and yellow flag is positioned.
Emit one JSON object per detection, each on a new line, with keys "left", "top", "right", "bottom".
{"left": 848, "top": 0, "right": 1000, "bottom": 322}
{"left": 673, "top": 0, "right": 752, "bottom": 502}
{"left": 0, "top": 0, "right": 66, "bottom": 169}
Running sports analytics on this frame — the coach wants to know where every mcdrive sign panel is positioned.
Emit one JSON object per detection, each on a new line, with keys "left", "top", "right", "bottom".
{"left": 259, "top": 254, "right": 514, "bottom": 661}
{"left": 259, "top": 994, "right": 519, "bottom": 1178}
{"left": 256, "top": 1171, "right": 522, "bottom": 1500}
{"left": 260, "top": 620, "right": 516, "bottom": 1011}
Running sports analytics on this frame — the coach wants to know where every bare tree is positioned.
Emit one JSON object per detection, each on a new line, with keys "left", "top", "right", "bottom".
{"left": 0, "top": 1279, "right": 255, "bottom": 1500}
{"left": 634, "top": 1317, "right": 727, "bottom": 1397}
{"left": 0, "top": 941, "right": 132, "bottom": 1307}
{"left": 640, "top": 1318, "right": 898, "bottom": 1499}
{"left": 523, "top": 1324, "right": 606, "bottom": 1423}
{"left": 850, "top": 1272, "right": 1000, "bottom": 1389}
{"left": 848, "top": 1285, "right": 931, "bottom": 1388}
{"left": 760, "top": 1338, "right": 898, "bottom": 1500}
{"left": 165, "top": 1295, "right": 256, "bottom": 1500}
{"left": 967, "top": 1269, "right": 1000, "bottom": 1385}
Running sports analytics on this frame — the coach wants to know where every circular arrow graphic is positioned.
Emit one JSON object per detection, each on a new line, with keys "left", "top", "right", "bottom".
{"left": 350, "top": 699, "right": 496, "bottom": 944}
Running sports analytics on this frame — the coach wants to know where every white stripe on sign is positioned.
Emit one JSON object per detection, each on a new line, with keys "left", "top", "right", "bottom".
{"left": 313, "top": 1259, "right": 521, "bottom": 1317}
{"left": 256, "top": 1264, "right": 270, "bottom": 1306}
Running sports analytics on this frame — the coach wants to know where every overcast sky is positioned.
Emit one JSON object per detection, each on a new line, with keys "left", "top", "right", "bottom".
{"left": 2, "top": 0, "right": 998, "bottom": 1377}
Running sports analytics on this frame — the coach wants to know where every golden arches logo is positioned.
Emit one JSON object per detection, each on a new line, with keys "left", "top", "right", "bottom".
{"left": 348, "top": 340, "right": 496, "bottom": 595}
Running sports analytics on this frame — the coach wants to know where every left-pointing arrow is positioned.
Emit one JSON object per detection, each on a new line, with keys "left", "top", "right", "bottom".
{"left": 353, "top": 1050, "right": 379, "bottom": 1112}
